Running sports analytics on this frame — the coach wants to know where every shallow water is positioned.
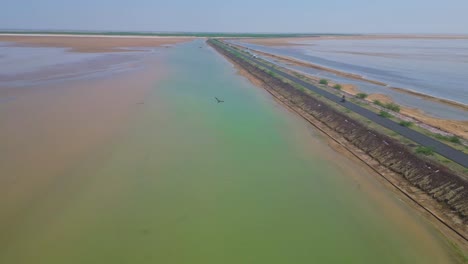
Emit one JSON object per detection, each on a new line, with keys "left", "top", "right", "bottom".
{"left": 0, "top": 42, "right": 156, "bottom": 88}
{"left": 0, "top": 40, "right": 459, "bottom": 263}
{"left": 233, "top": 39, "right": 468, "bottom": 120}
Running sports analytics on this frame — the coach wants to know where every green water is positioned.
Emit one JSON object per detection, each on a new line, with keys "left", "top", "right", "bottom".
{"left": 1, "top": 40, "right": 457, "bottom": 263}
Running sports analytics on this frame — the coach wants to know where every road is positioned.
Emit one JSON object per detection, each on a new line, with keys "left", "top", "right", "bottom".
{"left": 217, "top": 40, "right": 468, "bottom": 168}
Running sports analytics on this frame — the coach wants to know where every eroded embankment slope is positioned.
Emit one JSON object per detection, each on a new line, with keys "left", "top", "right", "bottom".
{"left": 209, "top": 40, "right": 468, "bottom": 227}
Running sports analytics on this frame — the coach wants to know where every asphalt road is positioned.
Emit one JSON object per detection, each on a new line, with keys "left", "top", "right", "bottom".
{"left": 218, "top": 41, "right": 468, "bottom": 168}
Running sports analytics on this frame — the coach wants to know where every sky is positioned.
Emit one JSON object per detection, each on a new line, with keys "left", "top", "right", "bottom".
{"left": 2, "top": 0, "right": 468, "bottom": 34}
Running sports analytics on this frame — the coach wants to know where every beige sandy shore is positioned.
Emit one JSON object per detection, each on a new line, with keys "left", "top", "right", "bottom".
{"left": 0, "top": 35, "right": 193, "bottom": 52}
{"left": 315, "top": 79, "right": 468, "bottom": 140}
{"left": 240, "top": 34, "right": 468, "bottom": 46}
{"left": 342, "top": 88, "right": 468, "bottom": 140}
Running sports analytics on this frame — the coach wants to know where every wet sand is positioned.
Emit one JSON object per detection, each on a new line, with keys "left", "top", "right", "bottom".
{"left": 0, "top": 34, "right": 192, "bottom": 52}
{"left": 333, "top": 82, "right": 468, "bottom": 140}
{"left": 340, "top": 87, "right": 468, "bottom": 139}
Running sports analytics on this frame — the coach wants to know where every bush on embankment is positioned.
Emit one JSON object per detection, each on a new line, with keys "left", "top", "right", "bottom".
{"left": 209, "top": 40, "right": 468, "bottom": 220}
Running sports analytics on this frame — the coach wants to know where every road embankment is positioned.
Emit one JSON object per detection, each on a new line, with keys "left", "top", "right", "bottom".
{"left": 208, "top": 39, "right": 468, "bottom": 243}
{"left": 247, "top": 47, "right": 468, "bottom": 113}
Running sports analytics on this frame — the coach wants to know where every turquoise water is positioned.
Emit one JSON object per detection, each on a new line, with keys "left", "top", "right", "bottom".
{"left": 0, "top": 40, "right": 458, "bottom": 263}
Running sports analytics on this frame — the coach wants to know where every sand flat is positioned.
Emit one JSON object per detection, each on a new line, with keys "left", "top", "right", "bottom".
{"left": 0, "top": 34, "right": 193, "bottom": 52}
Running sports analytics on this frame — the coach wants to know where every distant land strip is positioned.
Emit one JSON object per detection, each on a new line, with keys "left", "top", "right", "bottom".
{"left": 0, "top": 30, "right": 360, "bottom": 38}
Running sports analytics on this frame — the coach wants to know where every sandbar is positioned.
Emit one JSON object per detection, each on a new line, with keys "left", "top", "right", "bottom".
{"left": 0, "top": 34, "right": 193, "bottom": 52}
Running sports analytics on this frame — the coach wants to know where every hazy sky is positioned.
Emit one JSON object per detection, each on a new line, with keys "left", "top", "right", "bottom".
{"left": 2, "top": 0, "right": 467, "bottom": 33}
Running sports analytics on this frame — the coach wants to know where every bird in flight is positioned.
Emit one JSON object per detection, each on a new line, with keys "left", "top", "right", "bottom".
{"left": 215, "top": 97, "right": 224, "bottom": 103}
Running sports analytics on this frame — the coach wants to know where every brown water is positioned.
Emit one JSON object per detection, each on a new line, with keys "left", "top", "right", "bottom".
{"left": 0, "top": 40, "right": 460, "bottom": 263}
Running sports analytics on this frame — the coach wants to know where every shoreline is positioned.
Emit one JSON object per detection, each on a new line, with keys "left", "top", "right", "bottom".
{"left": 390, "top": 87, "right": 468, "bottom": 111}
{"left": 0, "top": 35, "right": 193, "bottom": 52}
{"left": 209, "top": 41, "right": 468, "bottom": 256}
{"left": 243, "top": 47, "right": 468, "bottom": 112}
{"left": 230, "top": 44, "right": 468, "bottom": 139}
{"left": 0, "top": 33, "right": 196, "bottom": 39}
{"left": 246, "top": 48, "right": 388, "bottom": 86}
{"left": 285, "top": 67, "right": 468, "bottom": 140}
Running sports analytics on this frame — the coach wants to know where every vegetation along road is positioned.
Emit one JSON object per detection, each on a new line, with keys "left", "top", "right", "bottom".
{"left": 213, "top": 39, "right": 468, "bottom": 168}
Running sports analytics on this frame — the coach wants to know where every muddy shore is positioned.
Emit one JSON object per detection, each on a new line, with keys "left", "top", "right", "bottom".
{"left": 209, "top": 40, "right": 468, "bottom": 252}
{"left": 0, "top": 35, "right": 192, "bottom": 52}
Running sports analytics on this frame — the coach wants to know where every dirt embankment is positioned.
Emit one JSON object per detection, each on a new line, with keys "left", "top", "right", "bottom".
{"left": 251, "top": 48, "right": 468, "bottom": 111}
{"left": 250, "top": 49, "right": 468, "bottom": 139}
{"left": 332, "top": 82, "right": 468, "bottom": 140}
{"left": 209, "top": 41, "right": 468, "bottom": 242}
{"left": 340, "top": 84, "right": 468, "bottom": 140}
{"left": 0, "top": 35, "right": 193, "bottom": 52}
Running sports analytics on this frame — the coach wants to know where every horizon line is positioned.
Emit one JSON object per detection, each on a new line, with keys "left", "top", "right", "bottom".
{"left": 1, "top": 29, "right": 468, "bottom": 36}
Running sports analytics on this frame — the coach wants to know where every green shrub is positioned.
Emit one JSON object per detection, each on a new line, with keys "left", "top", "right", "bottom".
{"left": 319, "top": 79, "right": 328, "bottom": 85}
{"left": 373, "top": 100, "right": 384, "bottom": 107}
{"left": 356, "top": 93, "right": 368, "bottom": 99}
{"left": 373, "top": 100, "right": 401, "bottom": 112}
{"left": 378, "top": 111, "right": 392, "bottom": 118}
{"left": 449, "top": 136, "right": 461, "bottom": 144}
{"left": 399, "top": 121, "right": 413, "bottom": 127}
{"left": 384, "top": 102, "right": 401, "bottom": 112}
{"left": 416, "top": 146, "right": 434, "bottom": 155}
{"left": 333, "top": 84, "right": 342, "bottom": 90}
{"left": 294, "top": 84, "right": 306, "bottom": 92}
{"left": 434, "top": 134, "right": 461, "bottom": 144}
